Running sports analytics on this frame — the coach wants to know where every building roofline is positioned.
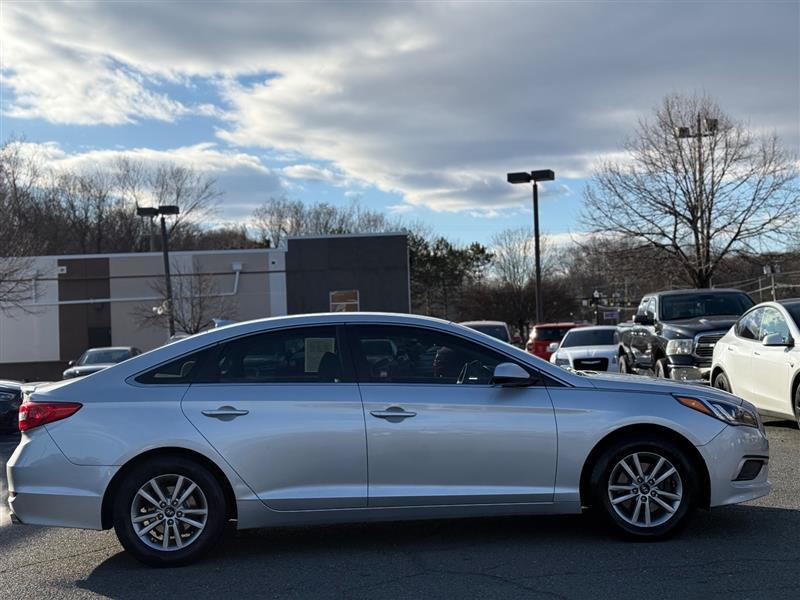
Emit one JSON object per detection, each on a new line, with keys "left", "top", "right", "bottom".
{"left": 286, "top": 231, "right": 407, "bottom": 241}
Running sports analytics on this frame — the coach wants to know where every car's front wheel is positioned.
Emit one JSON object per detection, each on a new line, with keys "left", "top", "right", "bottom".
{"left": 654, "top": 358, "right": 669, "bottom": 379}
{"left": 112, "top": 456, "right": 227, "bottom": 567}
{"left": 713, "top": 371, "right": 731, "bottom": 393}
{"left": 793, "top": 383, "right": 800, "bottom": 429}
{"left": 590, "top": 436, "right": 696, "bottom": 539}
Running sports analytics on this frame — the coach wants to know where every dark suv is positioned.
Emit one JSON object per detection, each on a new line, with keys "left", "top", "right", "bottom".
{"left": 0, "top": 379, "right": 22, "bottom": 433}
{"left": 618, "top": 289, "right": 754, "bottom": 382}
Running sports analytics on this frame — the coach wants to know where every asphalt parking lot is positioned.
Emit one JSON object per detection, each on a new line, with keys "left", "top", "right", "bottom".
{"left": 1, "top": 422, "right": 798, "bottom": 600}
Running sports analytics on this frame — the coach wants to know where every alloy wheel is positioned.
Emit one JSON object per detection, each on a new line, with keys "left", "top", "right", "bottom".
{"left": 607, "top": 452, "right": 683, "bottom": 528}
{"left": 130, "top": 474, "right": 208, "bottom": 551}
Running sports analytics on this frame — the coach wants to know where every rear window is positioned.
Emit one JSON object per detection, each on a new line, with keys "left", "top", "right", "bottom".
{"left": 534, "top": 327, "right": 572, "bottom": 341}
{"left": 783, "top": 303, "right": 800, "bottom": 328}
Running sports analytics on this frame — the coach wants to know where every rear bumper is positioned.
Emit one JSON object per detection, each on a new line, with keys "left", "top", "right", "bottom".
{"left": 698, "top": 424, "right": 770, "bottom": 508}
{"left": 6, "top": 428, "right": 117, "bottom": 530}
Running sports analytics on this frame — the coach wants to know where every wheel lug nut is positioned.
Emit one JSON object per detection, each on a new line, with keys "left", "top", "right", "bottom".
{"left": 158, "top": 514, "right": 163, "bottom": 519}
{"left": 172, "top": 501, "right": 178, "bottom": 506}
{"left": 649, "top": 480, "right": 654, "bottom": 485}
{"left": 160, "top": 502, "right": 166, "bottom": 508}
{"left": 177, "top": 512, "right": 183, "bottom": 517}
{"left": 168, "top": 519, "right": 173, "bottom": 525}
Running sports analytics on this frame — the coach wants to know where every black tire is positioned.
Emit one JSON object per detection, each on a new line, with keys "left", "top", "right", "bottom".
{"left": 654, "top": 358, "right": 669, "bottom": 379}
{"left": 793, "top": 382, "right": 800, "bottom": 430}
{"left": 589, "top": 435, "right": 697, "bottom": 540}
{"left": 113, "top": 456, "right": 227, "bottom": 567}
{"left": 713, "top": 371, "right": 730, "bottom": 393}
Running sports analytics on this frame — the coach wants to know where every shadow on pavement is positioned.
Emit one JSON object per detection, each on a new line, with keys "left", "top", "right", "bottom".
{"left": 77, "top": 504, "right": 800, "bottom": 600}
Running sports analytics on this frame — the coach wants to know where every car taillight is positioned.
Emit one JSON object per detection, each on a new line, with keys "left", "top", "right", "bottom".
{"left": 18, "top": 401, "right": 82, "bottom": 432}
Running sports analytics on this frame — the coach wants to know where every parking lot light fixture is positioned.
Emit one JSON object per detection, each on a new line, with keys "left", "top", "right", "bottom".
{"left": 137, "top": 204, "right": 180, "bottom": 337}
{"left": 506, "top": 169, "right": 556, "bottom": 324}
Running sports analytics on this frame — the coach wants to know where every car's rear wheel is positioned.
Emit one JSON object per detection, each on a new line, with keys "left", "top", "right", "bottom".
{"left": 654, "top": 358, "right": 669, "bottom": 379}
{"left": 590, "top": 436, "right": 696, "bottom": 539}
{"left": 113, "top": 456, "right": 227, "bottom": 567}
{"left": 713, "top": 371, "right": 731, "bottom": 393}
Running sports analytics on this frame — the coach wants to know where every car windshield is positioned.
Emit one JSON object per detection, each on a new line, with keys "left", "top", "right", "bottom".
{"left": 659, "top": 293, "right": 753, "bottom": 321}
{"left": 466, "top": 324, "right": 509, "bottom": 342}
{"left": 78, "top": 349, "right": 131, "bottom": 365}
{"left": 561, "top": 329, "right": 618, "bottom": 347}
{"left": 534, "top": 327, "right": 572, "bottom": 341}
{"left": 783, "top": 303, "right": 800, "bottom": 328}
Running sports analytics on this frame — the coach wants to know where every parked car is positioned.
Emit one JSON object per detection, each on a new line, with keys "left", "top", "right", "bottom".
{"left": 0, "top": 379, "right": 22, "bottom": 433}
{"left": 526, "top": 322, "right": 579, "bottom": 360}
{"left": 711, "top": 299, "right": 800, "bottom": 427}
{"left": 62, "top": 346, "right": 142, "bottom": 379}
{"left": 8, "top": 313, "right": 769, "bottom": 566}
{"left": 459, "top": 320, "right": 512, "bottom": 343}
{"left": 618, "top": 289, "right": 754, "bottom": 382}
{"left": 549, "top": 326, "right": 621, "bottom": 372}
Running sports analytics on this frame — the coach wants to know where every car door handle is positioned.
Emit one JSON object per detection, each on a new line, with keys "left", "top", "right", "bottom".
{"left": 202, "top": 406, "right": 249, "bottom": 418}
{"left": 370, "top": 407, "right": 417, "bottom": 420}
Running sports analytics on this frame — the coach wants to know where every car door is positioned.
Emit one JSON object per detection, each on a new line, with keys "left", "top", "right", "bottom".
{"left": 347, "top": 324, "right": 557, "bottom": 507}
{"left": 751, "top": 307, "right": 793, "bottom": 415}
{"left": 178, "top": 325, "right": 368, "bottom": 510}
{"left": 724, "top": 308, "right": 763, "bottom": 401}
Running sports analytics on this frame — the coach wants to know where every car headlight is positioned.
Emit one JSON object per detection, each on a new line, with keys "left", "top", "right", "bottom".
{"left": 666, "top": 339, "right": 694, "bottom": 355}
{"left": 555, "top": 358, "right": 570, "bottom": 367}
{"left": 675, "top": 395, "right": 761, "bottom": 429}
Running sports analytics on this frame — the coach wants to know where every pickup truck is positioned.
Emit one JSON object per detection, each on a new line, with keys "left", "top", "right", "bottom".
{"left": 617, "top": 288, "right": 754, "bottom": 382}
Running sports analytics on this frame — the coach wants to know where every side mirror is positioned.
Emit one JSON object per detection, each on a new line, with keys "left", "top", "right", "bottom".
{"left": 634, "top": 314, "right": 654, "bottom": 326}
{"left": 68, "top": 360, "right": 76, "bottom": 367}
{"left": 762, "top": 333, "right": 791, "bottom": 347}
{"left": 547, "top": 342, "right": 559, "bottom": 353}
{"left": 491, "top": 362, "right": 532, "bottom": 386}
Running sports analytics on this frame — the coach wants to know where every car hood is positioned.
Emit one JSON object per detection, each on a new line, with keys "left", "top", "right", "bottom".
{"left": 578, "top": 371, "right": 744, "bottom": 405}
{"left": 558, "top": 345, "right": 618, "bottom": 359}
{"left": 662, "top": 316, "right": 737, "bottom": 337}
{"left": 64, "top": 364, "right": 115, "bottom": 375}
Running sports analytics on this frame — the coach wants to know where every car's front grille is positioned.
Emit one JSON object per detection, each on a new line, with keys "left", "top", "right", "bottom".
{"left": 573, "top": 358, "right": 609, "bottom": 371}
{"left": 694, "top": 331, "right": 726, "bottom": 358}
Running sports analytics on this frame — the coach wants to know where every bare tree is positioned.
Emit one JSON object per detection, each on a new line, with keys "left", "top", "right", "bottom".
{"left": 134, "top": 260, "right": 237, "bottom": 335}
{"left": 583, "top": 94, "right": 799, "bottom": 288}
{"left": 0, "top": 140, "right": 38, "bottom": 312}
{"left": 251, "top": 197, "right": 401, "bottom": 247}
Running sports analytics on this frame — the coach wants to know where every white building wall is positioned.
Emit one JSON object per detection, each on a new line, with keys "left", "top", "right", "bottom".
{"left": 0, "top": 257, "right": 61, "bottom": 363}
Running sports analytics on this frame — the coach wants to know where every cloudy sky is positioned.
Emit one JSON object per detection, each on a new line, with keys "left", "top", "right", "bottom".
{"left": 1, "top": 0, "right": 798, "bottom": 244}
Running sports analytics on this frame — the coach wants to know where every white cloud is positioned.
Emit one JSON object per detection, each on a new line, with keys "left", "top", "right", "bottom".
{"left": 2, "top": 1, "right": 797, "bottom": 214}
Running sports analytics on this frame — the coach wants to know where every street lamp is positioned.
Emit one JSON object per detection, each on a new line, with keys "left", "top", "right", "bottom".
{"left": 677, "top": 116, "right": 718, "bottom": 286}
{"left": 136, "top": 204, "right": 180, "bottom": 337}
{"left": 506, "top": 169, "right": 555, "bottom": 324}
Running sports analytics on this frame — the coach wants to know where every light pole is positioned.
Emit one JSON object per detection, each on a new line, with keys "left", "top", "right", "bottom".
{"left": 137, "top": 204, "right": 180, "bottom": 337}
{"left": 507, "top": 169, "right": 555, "bottom": 325}
{"left": 677, "top": 116, "right": 718, "bottom": 286}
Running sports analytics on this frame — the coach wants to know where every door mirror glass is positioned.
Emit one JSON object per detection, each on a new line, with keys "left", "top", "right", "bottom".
{"left": 547, "top": 342, "right": 559, "bottom": 353}
{"left": 762, "top": 333, "right": 790, "bottom": 347}
{"left": 633, "top": 314, "right": 654, "bottom": 326}
{"left": 491, "top": 362, "right": 531, "bottom": 385}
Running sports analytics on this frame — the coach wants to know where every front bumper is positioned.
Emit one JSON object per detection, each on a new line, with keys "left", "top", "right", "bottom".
{"left": 7, "top": 428, "right": 117, "bottom": 530}
{"left": 667, "top": 355, "right": 711, "bottom": 383}
{"left": 697, "top": 424, "right": 770, "bottom": 508}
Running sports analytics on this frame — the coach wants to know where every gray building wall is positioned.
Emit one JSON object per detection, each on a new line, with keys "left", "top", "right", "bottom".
{"left": 286, "top": 234, "right": 409, "bottom": 314}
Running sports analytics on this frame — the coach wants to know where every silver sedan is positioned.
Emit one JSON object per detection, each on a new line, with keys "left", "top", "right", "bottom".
{"left": 7, "top": 313, "right": 770, "bottom": 566}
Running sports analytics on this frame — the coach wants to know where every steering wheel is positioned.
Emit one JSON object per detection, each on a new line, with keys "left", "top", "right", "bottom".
{"left": 456, "top": 360, "right": 492, "bottom": 385}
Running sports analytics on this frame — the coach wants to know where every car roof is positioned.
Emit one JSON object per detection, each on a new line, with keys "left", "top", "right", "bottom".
{"left": 0, "top": 379, "right": 22, "bottom": 388}
{"left": 534, "top": 322, "right": 580, "bottom": 327}
{"left": 777, "top": 298, "right": 800, "bottom": 307}
{"left": 566, "top": 325, "right": 618, "bottom": 332}
{"left": 459, "top": 320, "right": 508, "bottom": 327}
{"left": 643, "top": 288, "right": 747, "bottom": 297}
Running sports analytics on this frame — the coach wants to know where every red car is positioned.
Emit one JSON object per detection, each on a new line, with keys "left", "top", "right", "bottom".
{"left": 526, "top": 322, "right": 580, "bottom": 361}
